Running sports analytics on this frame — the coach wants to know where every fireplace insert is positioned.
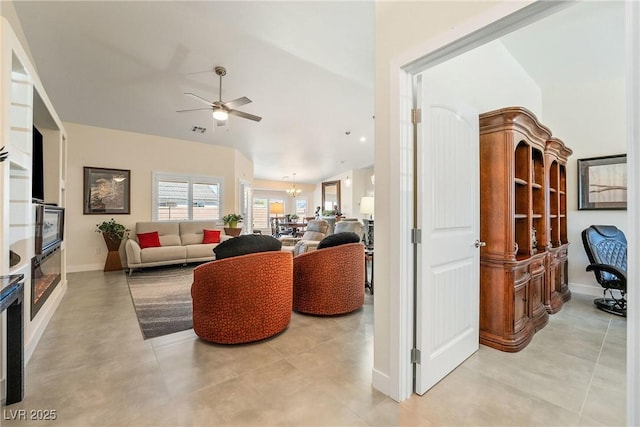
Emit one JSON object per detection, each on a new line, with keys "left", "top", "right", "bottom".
{"left": 31, "top": 244, "right": 61, "bottom": 320}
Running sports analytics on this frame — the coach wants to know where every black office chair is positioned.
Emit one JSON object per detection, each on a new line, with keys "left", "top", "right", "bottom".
{"left": 581, "top": 225, "right": 627, "bottom": 317}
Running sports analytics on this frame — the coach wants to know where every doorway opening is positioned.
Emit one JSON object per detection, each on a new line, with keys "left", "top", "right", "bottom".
{"left": 391, "top": 1, "right": 638, "bottom": 421}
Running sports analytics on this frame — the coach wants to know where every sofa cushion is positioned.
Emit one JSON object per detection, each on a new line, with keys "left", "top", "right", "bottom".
{"left": 140, "top": 245, "right": 186, "bottom": 263}
{"left": 214, "top": 235, "right": 282, "bottom": 260}
{"left": 138, "top": 231, "right": 161, "bottom": 249}
{"left": 202, "top": 229, "right": 221, "bottom": 244}
{"left": 160, "top": 235, "right": 181, "bottom": 246}
{"left": 179, "top": 221, "right": 219, "bottom": 245}
{"left": 317, "top": 232, "right": 361, "bottom": 250}
{"left": 186, "top": 244, "right": 217, "bottom": 260}
{"left": 135, "top": 222, "right": 181, "bottom": 247}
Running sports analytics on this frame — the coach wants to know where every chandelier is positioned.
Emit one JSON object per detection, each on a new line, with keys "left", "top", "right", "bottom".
{"left": 286, "top": 173, "right": 302, "bottom": 197}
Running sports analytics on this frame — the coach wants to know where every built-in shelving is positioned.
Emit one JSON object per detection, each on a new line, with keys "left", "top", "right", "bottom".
{"left": 1, "top": 21, "right": 69, "bottom": 381}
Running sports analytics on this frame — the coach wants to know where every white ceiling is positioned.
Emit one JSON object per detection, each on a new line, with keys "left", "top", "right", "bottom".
{"left": 500, "top": 1, "right": 624, "bottom": 90}
{"left": 12, "top": 1, "right": 374, "bottom": 184}
{"left": 12, "top": 1, "right": 623, "bottom": 184}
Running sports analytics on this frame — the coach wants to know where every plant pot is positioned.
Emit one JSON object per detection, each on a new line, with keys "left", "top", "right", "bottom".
{"left": 224, "top": 227, "right": 242, "bottom": 237}
{"left": 102, "top": 233, "right": 122, "bottom": 251}
{"left": 102, "top": 232, "right": 123, "bottom": 271}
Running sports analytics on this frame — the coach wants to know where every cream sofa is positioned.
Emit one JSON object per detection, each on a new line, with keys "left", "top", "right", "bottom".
{"left": 125, "top": 221, "right": 231, "bottom": 273}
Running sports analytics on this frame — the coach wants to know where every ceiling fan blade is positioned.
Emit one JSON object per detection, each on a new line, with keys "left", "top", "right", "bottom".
{"left": 222, "top": 96, "right": 252, "bottom": 109}
{"left": 184, "top": 92, "right": 214, "bottom": 105}
{"left": 176, "top": 107, "right": 212, "bottom": 113}
{"left": 228, "top": 109, "right": 262, "bottom": 122}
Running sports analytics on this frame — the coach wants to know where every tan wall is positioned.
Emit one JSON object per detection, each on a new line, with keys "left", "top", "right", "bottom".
{"left": 65, "top": 122, "right": 252, "bottom": 271}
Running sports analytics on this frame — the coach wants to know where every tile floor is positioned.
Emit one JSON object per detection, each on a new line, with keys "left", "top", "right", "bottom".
{"left": 1, "top": 270, "right": 626, "bottom": 426}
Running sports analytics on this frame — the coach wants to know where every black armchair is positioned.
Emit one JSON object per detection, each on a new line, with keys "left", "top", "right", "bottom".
{"left": 581, "top": 225, "right": 627, "bottom": 317}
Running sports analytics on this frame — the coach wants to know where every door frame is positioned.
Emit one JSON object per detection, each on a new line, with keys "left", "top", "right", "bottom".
{"left": 387, "top": 1, "right": 639, "bottom": 423}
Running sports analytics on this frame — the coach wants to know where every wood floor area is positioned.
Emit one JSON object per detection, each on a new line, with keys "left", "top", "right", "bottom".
{"left": 2, "top": 270, "right": 625, "bottom": 426}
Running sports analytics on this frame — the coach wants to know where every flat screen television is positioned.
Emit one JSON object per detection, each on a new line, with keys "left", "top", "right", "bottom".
{"left": 35, "top": 204, "right": 64, "bottom": 255}
{"left": 32, "top": 126, "right": 44, "bottom": 203}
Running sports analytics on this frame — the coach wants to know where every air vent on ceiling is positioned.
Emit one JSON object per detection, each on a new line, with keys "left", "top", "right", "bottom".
{"left": 191, "top": 126, "right": 206, "bottom": 133}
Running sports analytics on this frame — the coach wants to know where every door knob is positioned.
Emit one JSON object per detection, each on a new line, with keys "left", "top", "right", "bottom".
{"left": 474, "top": 240, "right": 486, "bottom": 248}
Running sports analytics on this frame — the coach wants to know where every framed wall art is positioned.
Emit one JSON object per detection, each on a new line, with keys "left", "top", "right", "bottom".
{"left": 83, "top": 166, "right": 131, "bottom": 214}
{"left": 577, "top": 154, "right": 627, "bottom": 210}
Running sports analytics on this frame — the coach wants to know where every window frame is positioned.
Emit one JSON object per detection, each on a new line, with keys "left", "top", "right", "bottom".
{"left": 152, "top": 171, "right": 224, "bottom": 221}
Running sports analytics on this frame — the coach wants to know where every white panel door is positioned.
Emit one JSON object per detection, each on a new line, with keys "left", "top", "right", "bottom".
{"left": 415, "top": 78, "right": 480, "bottom": 395}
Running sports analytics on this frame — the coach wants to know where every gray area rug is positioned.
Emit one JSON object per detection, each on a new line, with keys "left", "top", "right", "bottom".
{"left": 126, "top": 266, "right": 194, "bottom": 339}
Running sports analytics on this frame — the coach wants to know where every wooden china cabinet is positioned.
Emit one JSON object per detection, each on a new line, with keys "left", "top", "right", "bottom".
{"left": 545, "top": 137, "right": 573, "bottom": 313}
{"left": 478, "top": 107, "right": 571, "bottom": 352}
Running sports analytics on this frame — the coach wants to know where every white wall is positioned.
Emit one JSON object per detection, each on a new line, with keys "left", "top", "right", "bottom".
{"left": 322, "top": 168, "right": 373, "bottom": 219}
{"left": 64, "top": 122, "right": 252, "bottom": 272}
{"left": 541, "top": 77, "right": 627, "bottom": 295}
{"left": 422, "top": 40, "right": 542, "bottom": 116}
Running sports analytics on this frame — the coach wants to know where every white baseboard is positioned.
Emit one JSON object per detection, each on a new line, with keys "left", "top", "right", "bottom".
{"left": 67, "top": 263, "right": 104, "bottom": 273}
{"left": 372, "top": 368, "right": 391, "bottom": 397}
{"left": 568, "top": 282, "right": 604, "bottom": 298}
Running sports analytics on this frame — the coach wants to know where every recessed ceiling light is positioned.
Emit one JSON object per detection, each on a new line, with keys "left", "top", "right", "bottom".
{"left": 360, "top": 137, "right": 366, "bottom": 142}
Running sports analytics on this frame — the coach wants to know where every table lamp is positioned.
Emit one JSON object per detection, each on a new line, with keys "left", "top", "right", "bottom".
{"left": 269, "top": 202, "right": 284, "bottom": 218}
{"left": 360, "top": 196, "right": 374, "bottom": 219}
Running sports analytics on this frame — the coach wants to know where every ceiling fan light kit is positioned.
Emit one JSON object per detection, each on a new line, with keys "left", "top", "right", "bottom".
{"left": 212, "top": 109, "right": 228, "bottom": 121}
{"left": 177, "top": 65, "right": 262, "bottom": 125}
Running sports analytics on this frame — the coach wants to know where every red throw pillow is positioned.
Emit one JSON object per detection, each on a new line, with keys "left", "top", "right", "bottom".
{"left": 202, "top": 229, "right": 221, "bottom": 244}
{"left": 137, "top": 231, "right": 161, "bottom": 249}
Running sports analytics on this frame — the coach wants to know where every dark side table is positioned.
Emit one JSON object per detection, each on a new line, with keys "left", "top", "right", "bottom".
{"left": 364, "top": 248, "right": 374, "bottom": 295}
{"left": 1, "top": 274, "right": 24, "bottom": 404}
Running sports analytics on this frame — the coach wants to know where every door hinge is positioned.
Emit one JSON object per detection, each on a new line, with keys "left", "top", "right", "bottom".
{"left": 411, "top": 108, "right": 421, "bottom": 124}
{"left": 411, "top": 348, "right": 421, "bottom": 364}
{"left": 411, "top": 228, "right": 422, "bottom": 244}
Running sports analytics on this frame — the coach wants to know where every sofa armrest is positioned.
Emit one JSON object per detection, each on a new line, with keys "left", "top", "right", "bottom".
{"left": 293, "top": 240, "right": 319, "bottom": 256}
{"left": 125, "top": 239, "right": 142, "bottom": 266}
{"left": 221, "top": 234, "right": 234, "bottom": 242}
{"left": 280, "top": 236, "right": 301, "bottom": 247}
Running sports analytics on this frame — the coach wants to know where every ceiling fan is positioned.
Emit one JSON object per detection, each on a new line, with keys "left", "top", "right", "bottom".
{"left": 177, "top": 66, "right": 262, "bottom": 124}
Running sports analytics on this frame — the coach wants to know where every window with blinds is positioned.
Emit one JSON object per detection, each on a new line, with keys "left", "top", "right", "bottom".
{"left": 152, "top": 172, "right": 222, "bottom": 221}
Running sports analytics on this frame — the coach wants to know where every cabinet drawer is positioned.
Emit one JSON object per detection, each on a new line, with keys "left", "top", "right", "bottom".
{"left": 554, "top": 248, "right": 568, "bottom": 259}
{"left": 529, "top": 257, "right": 546, "bottom": 275}
{"left": 513, "top": 265, "right": 530, "bottom": 284}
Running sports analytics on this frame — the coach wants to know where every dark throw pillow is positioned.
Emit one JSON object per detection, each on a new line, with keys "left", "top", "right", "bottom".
{"left": 317, "top": 232, "right": 360, "bottom": 250}
{"left": 213, "top": 234, "right": 282, "bottom": 260}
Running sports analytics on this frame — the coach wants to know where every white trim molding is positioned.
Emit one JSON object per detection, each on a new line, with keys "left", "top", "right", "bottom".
{"left": 625, "top": 1, "right": 640, "bottom": 425}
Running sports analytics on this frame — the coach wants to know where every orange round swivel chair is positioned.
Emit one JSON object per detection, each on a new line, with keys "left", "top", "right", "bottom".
{"left": 191, "top": 251, "right": 293, "bottom": 344}
{"left": 293, "top": 242, "right": 365, "bottom": 315}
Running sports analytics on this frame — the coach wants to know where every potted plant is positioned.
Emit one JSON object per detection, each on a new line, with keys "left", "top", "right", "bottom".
{"left": 289, "top": 213, "right": 299, "bottom": 222}
{"left": 96, "top": 218, "right": 129, "bottom": 248}
{"left": 95, "top": 218, "right": 129, "bottom": 271}
{"left": 222, "top": 213, "right": 243, "bottom": 236}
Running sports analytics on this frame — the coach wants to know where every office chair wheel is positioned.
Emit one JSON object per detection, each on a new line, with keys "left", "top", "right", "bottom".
{"left": 594, "top": 297, "right": 627, "bottom": 317}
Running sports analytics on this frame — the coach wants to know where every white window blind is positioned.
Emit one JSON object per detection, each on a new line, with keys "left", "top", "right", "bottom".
{"left": 153, "top": 172, "right": 222, "bottom": 221}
